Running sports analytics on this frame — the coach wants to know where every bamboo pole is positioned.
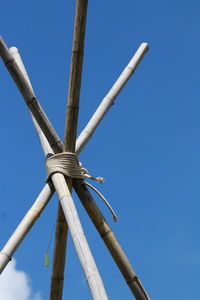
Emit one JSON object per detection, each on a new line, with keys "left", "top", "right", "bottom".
{"left": 75, "top": 42, "right": 149, "bottom": 154}
{"left": 10, "top": 46, "right": 107, "bottom": 299}
{"left": 9, "top": 47, "right": 68, "bottom": 298}
{"left": 9, "top": 47, "right": 53, "bottom": 158}
{"left": 49, "top": 205, "right": 68, "bottom": 300}
{"left": 51, "top": 1, "right": 89, "bottom": 298}
{"left": 51, "top": 173, "right": 108, "bottom": 300}
{"left": 0, "top": 38, "right": 150, "bottom": 299}
{"left": 63, "top": 0, "right": 88, "bottom": 151}
{"left": 0, "top": 181, "right": 54, "bottom": 274}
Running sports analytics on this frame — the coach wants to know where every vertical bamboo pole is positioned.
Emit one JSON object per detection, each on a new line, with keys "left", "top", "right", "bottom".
{"left": 51, "top": 1, "right": 89, "bottom": 299}
{"left": 63, "top": 0, "right": 88, "bottom": 151}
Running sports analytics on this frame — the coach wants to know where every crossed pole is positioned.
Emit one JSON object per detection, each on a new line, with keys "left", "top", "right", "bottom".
{"left": 0, "top": 1, "right": 150, "bottom": 299}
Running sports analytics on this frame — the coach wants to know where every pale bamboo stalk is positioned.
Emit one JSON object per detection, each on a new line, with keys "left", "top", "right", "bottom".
{"left": 52, "top": 173, "right": 108, "bottom": 299}
{"left": 48, "top": 182, "right": 108, "bottom": 300}
{"left": 9, "top": 47, "right": 107, "bottom": 299}
{"left": 0, "top": 181, "right": 54, "bottom": 274}
{"left": 76, "top": 42, "right": 149, "bottom": 154}
{"left": 9, "top": 47, "right": 53, "bottom": 157}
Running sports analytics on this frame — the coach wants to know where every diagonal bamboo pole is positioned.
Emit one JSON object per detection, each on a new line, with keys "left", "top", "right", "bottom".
{"left": 10, "top": 47, "right": 108, "bottom": 300}
{"left": 8, "top": 47, "right": 69, "bottom": 300}
{"left": 9, "top": 47, "right": 53, "bottom": 158}
{"left": 0, "top": 39, "right": 150, "bottom": 299}
{"left": 51, "top": 173, "right": 108, "bottom": 300}
{"left": 0, "top": 36, "right": 63, "bottom": 155}
{"left": 75, "top": 42, "right": 149, "bottom": 155}
{"left": 0, "top": 181, "right": 54, "bottom": 274}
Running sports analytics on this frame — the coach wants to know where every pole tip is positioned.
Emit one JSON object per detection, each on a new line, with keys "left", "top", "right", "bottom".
{"left": 0, "top": 36, "right": 4, "bottom": 45}
{"left": 9, "top": 47, "right": 19, "bottom": 55}
{"left": 141, "top": 42, "right": 149, "bottom": 52}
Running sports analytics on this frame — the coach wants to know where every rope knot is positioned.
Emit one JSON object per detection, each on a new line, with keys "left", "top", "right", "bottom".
{"left": 46, "top": 152, "right": 84, "bottom": 181}
{"left": 45, "top": 152, "right": 117, "bottom": 221}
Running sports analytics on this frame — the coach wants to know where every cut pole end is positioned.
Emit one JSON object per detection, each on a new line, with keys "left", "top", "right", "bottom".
{"left": 127, "top": 42, "right": 149, "bottom": 71}
{"left": 9, "top": 46, "right": 19, "bottom": 54}
{"left": 141, "top": 42, "right": 149, "bottom": 51}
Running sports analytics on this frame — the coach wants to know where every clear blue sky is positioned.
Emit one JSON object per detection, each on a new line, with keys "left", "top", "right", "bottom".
{"left": 0, "top": 0, "right": 200, "bottom": 299}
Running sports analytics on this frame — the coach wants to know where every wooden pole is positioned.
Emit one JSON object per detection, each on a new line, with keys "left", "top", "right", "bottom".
{"left": 51, "top": 1, "right": 88, "bottom": 298}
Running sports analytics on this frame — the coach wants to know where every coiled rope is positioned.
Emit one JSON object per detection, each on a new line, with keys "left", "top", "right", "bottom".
{"left": 46, "top": 152, "right": 117, "bottom": 222}
{"left": 46, "top": 152, "right": 84, "bottom": 181}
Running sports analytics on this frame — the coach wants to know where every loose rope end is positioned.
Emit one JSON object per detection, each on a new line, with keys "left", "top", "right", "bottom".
{"left": 84, "top": 181, "right": 118, "bottom": 222}
{"left": 113, "top": 215, "right": 118, "bottom": 222}
{"left": 96, "top": 177, "right": 105, "bottom": 184}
